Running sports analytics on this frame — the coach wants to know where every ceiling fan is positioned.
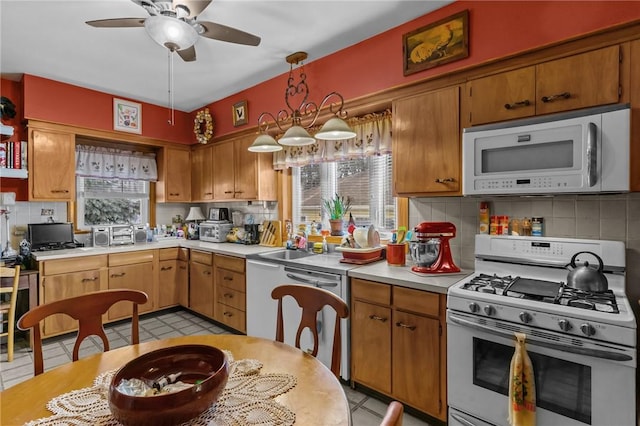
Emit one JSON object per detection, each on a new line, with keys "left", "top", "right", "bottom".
{"left": 86, "top": 0, "right": 261, "bottom": 62}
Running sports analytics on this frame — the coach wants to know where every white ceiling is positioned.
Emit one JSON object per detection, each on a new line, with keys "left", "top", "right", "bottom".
{"left": 0, "top": 0, "right": 452, "bottom": 112}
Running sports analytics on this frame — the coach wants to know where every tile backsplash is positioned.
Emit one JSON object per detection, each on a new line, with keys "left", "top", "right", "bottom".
{"left": 410, "top": 192, "right": 640, "bottom": 319}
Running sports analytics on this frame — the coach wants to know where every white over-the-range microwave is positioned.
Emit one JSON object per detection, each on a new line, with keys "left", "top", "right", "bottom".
{"left": 462, "top": 104, "right": 630, "bottom": 195}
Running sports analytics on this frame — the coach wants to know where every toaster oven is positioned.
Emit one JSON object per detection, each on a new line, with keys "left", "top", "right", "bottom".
{"left": 199, "top": 221, "right": 233, "bottom": 243}
{"left": 110, "top": 225, "right": 134, "bottom": 246}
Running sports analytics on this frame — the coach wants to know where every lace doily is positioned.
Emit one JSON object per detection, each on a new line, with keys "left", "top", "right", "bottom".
{"left": 25, "top": 351, "right": 297, "bottom": 426}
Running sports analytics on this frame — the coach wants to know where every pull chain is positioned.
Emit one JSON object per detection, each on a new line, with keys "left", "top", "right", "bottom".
{"left": 167, "top": 49, "right": 175, "bottom": 126}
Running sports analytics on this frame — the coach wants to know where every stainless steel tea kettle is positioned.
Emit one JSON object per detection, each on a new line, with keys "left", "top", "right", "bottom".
{"left": 566, "top": 251, "right": 608, "bottom": 292}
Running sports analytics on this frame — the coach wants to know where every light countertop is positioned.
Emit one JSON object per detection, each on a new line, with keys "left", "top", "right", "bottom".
{"left": 348, "top": 261, "right": 472, "bottom": 294}
{"left": 30, "top": 239, "right": 281, "bottom": 261}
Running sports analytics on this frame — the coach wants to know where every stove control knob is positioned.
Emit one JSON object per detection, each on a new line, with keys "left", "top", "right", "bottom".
{"left": 580, "top": 323, "right": 596, "bottom": 337}
{"left": 483, "top": 305, "right": 495, "bottom": 316}
{"left": 558, "top": 319, "right": 572, "bottom": 332}
{"left": 468, "top": 302, "right": 480, "bottom": 313}
{"left": 519, "top": 312, "right": 532, "bottom": 324}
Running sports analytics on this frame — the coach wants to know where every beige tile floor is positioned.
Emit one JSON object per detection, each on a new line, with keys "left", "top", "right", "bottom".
{"left": 0, "top": 308, "right": 435, "bottom": 426}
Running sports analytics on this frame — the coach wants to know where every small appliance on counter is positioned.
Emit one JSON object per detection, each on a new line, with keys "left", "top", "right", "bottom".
{"left": 243, "top": 224, "right": 260, "bottom": 245}
{"left": 208, "top": 207, "right": 230, "bottom": 222}
{"left": 109, "top": 225, "right": 135, "bottom": 246}
{"left": 409, "top": 221, "right": 460, "bottom": 274}
{"left": 199, "top": 220, "right": 233, "bottom": 243}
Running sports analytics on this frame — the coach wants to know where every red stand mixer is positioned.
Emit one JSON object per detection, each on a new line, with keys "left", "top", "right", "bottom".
{"left": 410, "top": 222, "right": 460, "bottom": 274}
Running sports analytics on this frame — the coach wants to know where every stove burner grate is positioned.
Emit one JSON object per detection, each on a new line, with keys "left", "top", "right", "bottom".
{"left": 461, "top": 273, "right": 620, "bottom": 313}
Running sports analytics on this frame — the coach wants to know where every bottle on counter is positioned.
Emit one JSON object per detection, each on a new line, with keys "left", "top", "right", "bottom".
{"left": 532, "top": 217, "right": 544, "bottom": 236}
{"left": 479, "top": 202, "right": 490, "bottom": 234}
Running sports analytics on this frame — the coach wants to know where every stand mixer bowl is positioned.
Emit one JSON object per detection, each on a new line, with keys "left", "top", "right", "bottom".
{"left": 409, "top": 239, "right": 441, "bottom": 267}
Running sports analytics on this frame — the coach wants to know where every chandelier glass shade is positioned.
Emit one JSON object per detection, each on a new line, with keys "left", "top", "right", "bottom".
{"left": 249, "top": 52, "right": 356, "bottom": 153}
{"left": 144, "top": 15, "right": 198, "bottom": 51}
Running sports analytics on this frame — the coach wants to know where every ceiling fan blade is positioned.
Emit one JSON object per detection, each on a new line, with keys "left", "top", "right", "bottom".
{"left": 177, "top": 45, "right": 197, "bottom": 62}
{"left": 172, "top": 0, "right": 212, "bottom": 18}
{"left": 198, "top": 21, "right": 261, "bottom": 46}
{"left": 86, "top": 18, "right": 146, "bottom": 28}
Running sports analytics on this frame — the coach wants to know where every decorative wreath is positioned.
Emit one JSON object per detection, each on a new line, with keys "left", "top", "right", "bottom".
{"left": 194, "top": 108, "right": 214, "bottom": 144}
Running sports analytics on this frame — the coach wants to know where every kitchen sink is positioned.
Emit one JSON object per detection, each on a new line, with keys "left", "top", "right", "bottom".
{"left": 259, "top": 249, "right": 314, "bottom": 261}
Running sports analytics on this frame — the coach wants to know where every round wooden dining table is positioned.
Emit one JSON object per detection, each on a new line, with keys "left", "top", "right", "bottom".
{"left": 0, "top": 334, "right": 351, "bottom": 426}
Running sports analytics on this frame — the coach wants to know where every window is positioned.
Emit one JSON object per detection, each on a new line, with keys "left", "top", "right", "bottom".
{"left": 76, "top": 176, "right": 150, "bottom": 230}
{"left": 292, "top": 154, "right": 396, "bottom": 231}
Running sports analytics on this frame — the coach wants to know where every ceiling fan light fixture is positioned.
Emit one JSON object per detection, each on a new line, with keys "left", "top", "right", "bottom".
{"left": 248, "top": 134, "right": 283, "bottom": 152}
{"left": 315, "top": 117, "right": 356, "bottom": 140}
{"left": 144, "top": 15, "right": 198, "bottom": 51}
{"left": 278, "top": 126, "right": 316, "bottom": 146}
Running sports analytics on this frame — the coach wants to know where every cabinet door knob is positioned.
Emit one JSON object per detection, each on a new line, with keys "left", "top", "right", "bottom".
{"left": 368, "top": 314, "right": 388, "bottom": 322}
{"left": 504, "top": 100, "right": 531, "bottom": 109}
{"left": 541, "top": 92, "right": 571, "bottom": 103}
{"left": 395, "top": 322, "right": 417, "bottom": 331}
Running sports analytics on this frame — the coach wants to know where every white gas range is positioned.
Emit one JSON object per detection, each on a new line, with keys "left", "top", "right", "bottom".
{"left": 447, "top": 235, "right": 636, "bottom": 426}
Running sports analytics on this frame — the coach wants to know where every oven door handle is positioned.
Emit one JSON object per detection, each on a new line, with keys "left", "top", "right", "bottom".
{"left": 448, "top": 313, "right": 633, "bottom": 361}
{"left": 450, "top": 412, "right": 480, "bottom": 426}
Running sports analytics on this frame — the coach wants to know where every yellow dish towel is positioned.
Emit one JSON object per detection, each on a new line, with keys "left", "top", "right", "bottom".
{"left": 508, "top": 332, "right": 536, "bottom": 426}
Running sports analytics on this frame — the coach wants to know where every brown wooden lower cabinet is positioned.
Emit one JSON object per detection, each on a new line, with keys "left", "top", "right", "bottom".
{"left": 158, "top": 248, "right": 189, "bottom": 308}
{"left": 107, "top": 250, "right": 155, "bottom": 320}
{"left": 189, "top": 251, "right": 214, "bottom": 318}
{"left": 350, "top": 278, "right": 447, "bottom": 422}
{"left": 214, "top": 254, "right": 246, "bottom": 333}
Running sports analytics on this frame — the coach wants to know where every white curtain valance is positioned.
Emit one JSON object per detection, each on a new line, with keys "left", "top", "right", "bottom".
{"left": 273, "top": 109, "right": 392, "bottom": 170}
{"left": 75, "top": 145, "right": 158, "bottom": 181}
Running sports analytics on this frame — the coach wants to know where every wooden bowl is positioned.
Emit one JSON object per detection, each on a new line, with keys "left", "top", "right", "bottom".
{"left": 108, "top": 345, "right": 229, "bottom": 426}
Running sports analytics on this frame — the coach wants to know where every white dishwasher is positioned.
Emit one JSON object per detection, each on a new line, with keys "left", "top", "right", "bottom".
{"left": 246, "top": 255, "right": 351, "bottom": 381}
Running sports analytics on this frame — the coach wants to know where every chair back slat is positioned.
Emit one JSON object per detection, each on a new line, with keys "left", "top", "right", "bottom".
{"left": 0, "top": 265, "right": 21, "bottom": 362}
{"left": 271, "top": 284, "right": 349, "bottom": 378}
{"left": 17, "top": 289, "right": 148, "bottom": 375}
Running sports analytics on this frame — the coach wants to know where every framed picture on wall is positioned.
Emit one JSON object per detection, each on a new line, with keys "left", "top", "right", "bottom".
{"left": 402, "top": 10, "right": 469, "bottom": 76}
{"left": 232, "top": 100, "right": 248, "bottom": 127}
{"left": 113, "top": 98, "right": 142, "bottom": 134}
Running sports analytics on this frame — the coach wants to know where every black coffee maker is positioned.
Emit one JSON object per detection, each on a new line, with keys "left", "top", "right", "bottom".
{"left": 244, "top": 224, "right": 260, "bottom": 244}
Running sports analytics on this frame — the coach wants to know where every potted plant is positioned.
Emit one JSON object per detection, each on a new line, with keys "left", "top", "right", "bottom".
{"left": 322, "top": 193, "right": 352, "bottom": 236}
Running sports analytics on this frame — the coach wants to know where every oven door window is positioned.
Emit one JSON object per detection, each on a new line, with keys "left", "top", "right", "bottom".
{"left": 473, "top": 337, "right": 591, "bottom": 424}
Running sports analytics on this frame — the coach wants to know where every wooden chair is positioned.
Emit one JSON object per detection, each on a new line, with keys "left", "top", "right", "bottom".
{"left": 17, "top": 289, "right": 148, "bottom": 375}
{"left": 0, "top": 265, "right": 21, "bottom": 362}
{"left": 380, "top": 401, "right": 404, "bottom": 426}
{"left": 271, "top": 284, "right": 349, "bottom": 378}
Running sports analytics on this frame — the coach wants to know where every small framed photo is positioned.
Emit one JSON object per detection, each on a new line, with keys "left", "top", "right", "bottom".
{"left": 402, "top": 10, "right": 469, "bottom": 76}
{"left": 232, "top": 100, "right": 248, "bottom": 127}
{"left": 113, "top": 98, "right": 142, "bottom": 134}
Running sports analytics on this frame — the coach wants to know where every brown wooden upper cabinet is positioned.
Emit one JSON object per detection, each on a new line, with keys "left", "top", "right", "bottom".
{"left": 392, "top": 85, "right": 461, "bottom": 196}
{"left": 28, "top": 126, "right": 76, "bottom": 201}
{"left": 466, "top": 45, "right": 621, "bottom": 126}
{"left": 191, "top": 144, "right": 214, "bottom": 202}
{"left": 212, "top": 135, "right": 277, "bottom": 201}
{"left": 157, "top": 147, "right": 191, "bottom": 202}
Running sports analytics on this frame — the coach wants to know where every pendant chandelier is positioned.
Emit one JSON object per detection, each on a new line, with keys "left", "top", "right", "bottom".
{"left": 248, "top": 51, "right": 356, "bottom": 152}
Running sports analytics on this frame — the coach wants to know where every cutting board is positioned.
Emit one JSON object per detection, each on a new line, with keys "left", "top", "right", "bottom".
{"left": 259, "top": 220, "right": 282, "bottom": 247}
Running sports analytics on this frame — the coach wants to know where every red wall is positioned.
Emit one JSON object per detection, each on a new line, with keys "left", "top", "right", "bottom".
{"left": 3, "top": 1, "right": 640, "bottom": 145}
{"left": 207, "top": 0, "right": 640, "bottom": 138}
{"left": 21, "top": 75, "right": 192, "bottom": 145}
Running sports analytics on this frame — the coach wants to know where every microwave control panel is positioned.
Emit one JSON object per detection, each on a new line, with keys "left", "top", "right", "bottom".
{"left": 474, "top": 174, "right": 586, "bottom": 192}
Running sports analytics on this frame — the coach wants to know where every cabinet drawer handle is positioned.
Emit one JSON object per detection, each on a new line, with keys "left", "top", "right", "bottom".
{"left": 203, "top": 270, "right": 212, "bottom": 275}
{"left": 179, "top": 266, "right": 187, "bottom": 270}
{"left": 395, "top": 322, "right": 417, "bottom": 331}
{"left": 541, "top": 92, "right": 571, "bottom": 103}
{"left": 224, "top": 191, "right": 233, "bottom": 194}
{"left": 435, "top": 177, "right": 455, "bottom": 183}
{"left": 224, "top": 293, "right": 233, "bottom": 299}
{"left": 81, "top": 277, "right": 98, "bottom": 282}
{"left": 234, "top": 191, "right": 243, "bottom": 194}
{"left": 110, "top": 272, "right": 126, "bottom": 278}
{"left": 223, "top": 311, "right": 233, "bottom": 317}
{"left": 369, "top": 314, "right": 388, "bottom": 322}
{"left": 223, "top": 276, "right": 233, "bottom": 281}
{"left": 504, "top": 100, "right": 531, "bottom": 110}
{"left": 161, "top": 266, "right": 173, "bottom": 271}
{"left": 204, "top": 192, "right": 212, "bottom": 195}
{"left": 51, "top": 189, "right": 69, "bottom": 193}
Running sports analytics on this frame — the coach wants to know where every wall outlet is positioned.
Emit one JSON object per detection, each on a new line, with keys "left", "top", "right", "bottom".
{"left": 41, "top": 208, "right": 54, "bottom": 216}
